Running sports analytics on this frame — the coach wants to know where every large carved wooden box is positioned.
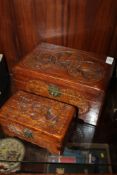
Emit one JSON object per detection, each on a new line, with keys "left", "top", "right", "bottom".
{"left": 0, "top": 91, "right": 76, "bottom": 154}
{"left": 12, "top": 43, "right": 114, "bottom": 125}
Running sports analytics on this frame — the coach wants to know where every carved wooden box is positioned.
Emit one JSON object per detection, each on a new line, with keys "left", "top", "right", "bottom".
{"left": 12, "top": 43, "right": 114, "bottom": 125}
{"left": 0, "top": 91, "right": 76, "bottom": 154}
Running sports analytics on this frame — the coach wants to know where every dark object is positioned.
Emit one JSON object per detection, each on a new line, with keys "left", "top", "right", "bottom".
{"left": 0, "top": 54, "right": 10, "bottom": 106}
{"left": 112, "top": 109, "right": 117, "bottom": 126}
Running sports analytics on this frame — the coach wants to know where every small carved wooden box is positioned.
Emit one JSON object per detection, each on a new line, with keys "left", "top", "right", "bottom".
{"left": 0, "top": 91, "right": 76, "bottom": 154}
{"left": 12, "top": 43, "right": 114, "bottom": 125}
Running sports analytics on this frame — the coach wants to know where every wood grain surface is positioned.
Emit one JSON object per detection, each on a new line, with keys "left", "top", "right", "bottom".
{"left": 0, "top": 0, "right": 117, "bottom": 72}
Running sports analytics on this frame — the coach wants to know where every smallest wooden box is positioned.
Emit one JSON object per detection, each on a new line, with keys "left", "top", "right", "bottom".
{"left": 0, "top": 91, "right": 76, "bottom": 154}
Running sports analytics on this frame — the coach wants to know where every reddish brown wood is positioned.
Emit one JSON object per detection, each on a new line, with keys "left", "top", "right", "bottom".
{"left": 0, "top": 0, "right": 117, "bottom": 72}
{"left": 0, "top": 91, "right": 76, "bottom": 154}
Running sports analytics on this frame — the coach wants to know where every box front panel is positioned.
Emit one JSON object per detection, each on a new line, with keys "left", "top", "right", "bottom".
{"left": 0, "top": 119, "right": 61, "bottom": 154}
{"left": 13, "top": 79, "right": 103, "bottom": 125}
